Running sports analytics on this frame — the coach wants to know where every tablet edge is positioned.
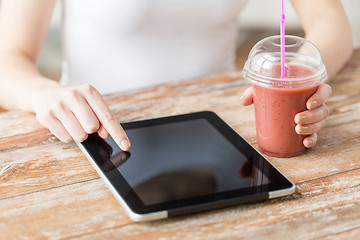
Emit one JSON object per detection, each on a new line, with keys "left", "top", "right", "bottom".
{"left": 75, "top": 141, "right": 168, "bottom": 222}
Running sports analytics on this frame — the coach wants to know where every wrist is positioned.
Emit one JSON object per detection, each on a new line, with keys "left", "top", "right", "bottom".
{"left": 25, "top": 78, "right": 62, "bottom": 113}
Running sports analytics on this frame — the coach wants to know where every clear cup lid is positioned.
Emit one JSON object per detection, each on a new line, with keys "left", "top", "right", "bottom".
{"left": 242, "top": 35, "right": 328, "bottom": 88}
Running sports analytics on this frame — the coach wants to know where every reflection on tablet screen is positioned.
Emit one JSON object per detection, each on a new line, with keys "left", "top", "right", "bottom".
{"left": 92, "top": 118, "right": 271, "bottom": 206}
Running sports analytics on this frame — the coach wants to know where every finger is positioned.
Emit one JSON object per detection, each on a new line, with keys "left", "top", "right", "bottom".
{"left": 303, "top": 133, "right": 318, "bottom": 148}
{"left": 55, "top": 103, "right": 88, "bottom": 142}
{"left": 306, "top": 84, "right": 332, "bottom": 110}
{"left": 98, "top": 124, "right": 109, "bottom": 139}
{"left": 110, "top": 151, "right": 131, "bottom": 167}
{"left": 82, "top": 85, "right": 130, "bottom": 150}
{"left": 239, "top": 87, "right": 253, "bottom": 106}
{"left": 238, "top": 161, "right": 252, "bottom": 178}
{"left": 99, "top": 140, "right": 113, "bottom": 160}
{"left": 295, "top": 120, "right": 326, "bottom": 135}
{"left": 71, "top": 96, "right": 100, "bottom": 134}
{"left": 294, "top": 104, "right": 330, "bottom": 125}
{"left": 44, "top": 116, "right": 72, "bottom": 143}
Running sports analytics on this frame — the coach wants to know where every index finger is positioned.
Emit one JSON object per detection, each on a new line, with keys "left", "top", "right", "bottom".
{"left": 83, "top": 85, "right": 131, "bottom": 151}
{"left": 307, "top": 84, "right": 332, "bottom": 110}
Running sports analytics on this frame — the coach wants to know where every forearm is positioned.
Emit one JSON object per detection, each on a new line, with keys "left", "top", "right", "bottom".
{"left": 0, "top": 0, "right": 57, "bottom": 111}
{"left": 291, "top": 0, "right": 353, "bottom": 80}
{"left": 304, "top": 11, "right": 353, "bottom": 80}
{"left": 0, "top": 52, "right": 60, "bottom": 111}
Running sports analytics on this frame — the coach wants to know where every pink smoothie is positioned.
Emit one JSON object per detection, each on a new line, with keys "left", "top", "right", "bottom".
{"left": 253, "top": 65, "right": 317, "bottom": 158}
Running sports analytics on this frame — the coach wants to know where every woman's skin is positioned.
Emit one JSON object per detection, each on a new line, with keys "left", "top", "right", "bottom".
{"left": 0, "top": 0, "right": 353, "bottom": 150}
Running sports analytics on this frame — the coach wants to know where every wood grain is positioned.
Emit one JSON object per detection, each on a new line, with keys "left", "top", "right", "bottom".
{"left": 2, "top": 164, "right": 360, "bottom": 239}
{"left": 0, "top": 49, "right": 359, "bottom": 239}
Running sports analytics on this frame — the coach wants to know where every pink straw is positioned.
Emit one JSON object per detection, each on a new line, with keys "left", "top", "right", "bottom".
{"left": 280, "top": 0, "right": 286, "bottom": 78}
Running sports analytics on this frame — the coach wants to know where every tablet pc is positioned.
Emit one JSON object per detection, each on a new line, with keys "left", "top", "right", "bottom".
{"left": 77, "top": 111, "right": 295, "bottom": 222}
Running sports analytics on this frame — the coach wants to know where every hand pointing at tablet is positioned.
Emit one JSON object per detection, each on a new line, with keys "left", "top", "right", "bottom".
{"left": 32, "top": 81, "right": 131, "bottom": 151}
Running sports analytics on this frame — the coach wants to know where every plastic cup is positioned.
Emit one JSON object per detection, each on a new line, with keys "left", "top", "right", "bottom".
{"left": 242, "top": 35, "right": 328, "bottom": 158}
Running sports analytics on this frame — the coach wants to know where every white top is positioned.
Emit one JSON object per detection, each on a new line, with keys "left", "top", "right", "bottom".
{"left": 60, "top": 0, "right": 248, "bottom": 94}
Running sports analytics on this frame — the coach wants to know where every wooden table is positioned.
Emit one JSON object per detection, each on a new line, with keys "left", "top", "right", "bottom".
{"left": 1, "top": 49, "right": 360, "bottom": 240}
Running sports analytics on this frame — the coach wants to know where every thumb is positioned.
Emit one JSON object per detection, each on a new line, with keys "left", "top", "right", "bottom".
{"left": 239, "top": 87, "right": 254, "bottom": 106}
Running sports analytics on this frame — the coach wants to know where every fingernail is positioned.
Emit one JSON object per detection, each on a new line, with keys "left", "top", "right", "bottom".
{"left": 300, "top": 126, "right": 309, "bottom": 133}
{"left": 295, "top": 115, "right": 306, "bottom": 124}
{"left": 120, "top": 139, "right": 131, "bottom": 150}
{"left": 305, "top": 138, "right": 313, "bottom": 148}
{"left": 309, "top": 101, "right": 318, "bottom": 110}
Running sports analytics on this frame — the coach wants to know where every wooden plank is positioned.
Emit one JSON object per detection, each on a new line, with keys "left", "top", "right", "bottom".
{"left": 0, "top": 111, "right": 52, "bottom": 151}
{"left": 0, "top": 179, "right": 131, "bottom": 240}
{"left": 0, "top": 141, "right": 98, "bottom": 200}
{"left": 321, "top": 228, "right": 360, "bottom": 240}
{"left": 1, "top": 165, "right": 360, "bottom": 239}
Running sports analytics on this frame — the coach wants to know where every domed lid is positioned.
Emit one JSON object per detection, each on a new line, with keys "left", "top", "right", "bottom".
{"left": 242, "top": 35, "right": 327, "bottom": 88}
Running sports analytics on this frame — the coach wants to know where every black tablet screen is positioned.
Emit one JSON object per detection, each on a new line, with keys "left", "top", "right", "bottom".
{"left": 92, "top": 117, "right": 271, "bottom": 206}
